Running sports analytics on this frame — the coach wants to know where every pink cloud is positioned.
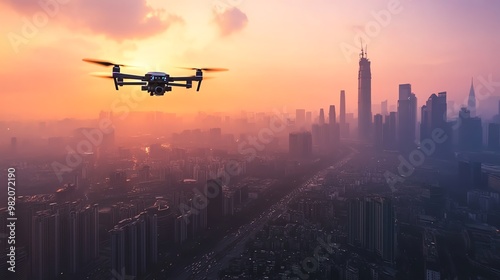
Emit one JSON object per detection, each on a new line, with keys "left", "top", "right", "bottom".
{"left": 2, "top": 0, "right": 183, "bottom": 40}
{"left": 213, "top": 7, "right": 248, "bottom": 37}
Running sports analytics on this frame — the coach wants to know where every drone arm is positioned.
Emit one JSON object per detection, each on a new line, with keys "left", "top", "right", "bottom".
{"left": 114, "top": 73, "right": 146, "bottom": 80}
{"left": 169, "top": 76, "right": 201, "bottom": 82}
{"left": 117, "top": 82, "right": 147, "bottom": 86}
{"left": 169, "top": 83, "right": 189, "bottom": 88}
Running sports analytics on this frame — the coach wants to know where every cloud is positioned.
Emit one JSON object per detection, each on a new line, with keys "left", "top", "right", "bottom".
{"left": 213, "top": 7, "right": 248, "bottom": 37}
{"left": 2, "top": 0, "right": 183, "bottom": 40}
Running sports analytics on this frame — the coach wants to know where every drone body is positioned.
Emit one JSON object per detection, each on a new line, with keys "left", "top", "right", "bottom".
{"left": 84, "top": 59, "right": 227, "bottom": 96}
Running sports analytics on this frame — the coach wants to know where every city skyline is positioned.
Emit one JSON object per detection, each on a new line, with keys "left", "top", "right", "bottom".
{"left": 1, "top": 2, "right": 500, "bottom": 279}
{"left": 1, "top": 0, "right": 500, "bottom": 121}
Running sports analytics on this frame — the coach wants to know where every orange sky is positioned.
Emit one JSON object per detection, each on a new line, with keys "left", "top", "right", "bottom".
{"left": 1, "top": 0, "right": 499, "bottom": 121}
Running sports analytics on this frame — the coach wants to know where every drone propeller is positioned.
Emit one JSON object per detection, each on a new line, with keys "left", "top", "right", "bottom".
{"left": 179, "top": 67, "right": 229, "bottom": 72}
{"left": 190, "top": 75, "right": 215, "bottom": 79}
{"left": 83, "top": 58, "right": 133, "bottom": 67}
{"left": 89, "top": 72, "right": 114, "bottom": 79}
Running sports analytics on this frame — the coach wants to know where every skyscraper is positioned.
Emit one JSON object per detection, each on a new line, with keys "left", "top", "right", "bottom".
{"left": 348, "top": 197, "right": 395, "bottom": 264}
{"left": 488, "top": 123, "right": 500, "bottom": 151}
{"left": 31, "top": 210, "right": 60, "bottom": 280}
{"left": 207, "top": 179, "right": 224, "bottom": 226}
{"left": 381, "top": 100, "right": 388, "bottom": 116}
{"left": 319, "top": 109, "right": 325, "bottom": 125}
{"left": 358, "top": 46, "right": 372, "bottom": 140}
{"left": 340, "top": 90, "right": 346, "bottom": 124}
{"left": 468, "top": 78, "right": 476, "bottom": 117}
{"left": 340, "top": 90, "right": 350, "bottom": 138}
{"left": 420, "top": 92, "right": 452, "bottom": 157}
{"left": 383, "top": 112, "right": 397, "bottom": 150}
{"left": 374, "top": 114, "right": 384, "bottom": 149}
{"left": 329, "top": 105, "right": 340, "bottom": 148}
{"left": 397, "top": 84, "right": 417, "bottom": 151}
{"left": 329, "top": 105, "right": 336, "bottom": 125}
{"left": 289, "top": 131, "right": 313, "bottom": 158}
{"left": 458, "top": 107, "right": 482, "bottom": 151}
{"left": 296, "top": 109, "right": 306, "bottom": 126}
{"left": 306, "top": 111, "right": 312, "bottom": 124}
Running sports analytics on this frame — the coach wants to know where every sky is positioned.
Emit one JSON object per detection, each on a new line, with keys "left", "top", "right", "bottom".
{"left": 1, "top": 0, "right": 500, "bottom": 121}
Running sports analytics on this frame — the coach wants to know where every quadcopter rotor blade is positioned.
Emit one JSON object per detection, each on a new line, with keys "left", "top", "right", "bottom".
{"left": 190, "top": 75, "right": 215, "bottom": 79}
{"left": 179, "top": 67, "right": 229, "bottom": 72}
{"left": 89, "top": 72, "right": 114, "bottom": 79}
{"left": 83, "top": 58, "right": 132, "bottom": 67}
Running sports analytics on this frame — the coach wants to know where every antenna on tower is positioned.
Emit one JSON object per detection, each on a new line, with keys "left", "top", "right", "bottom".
{"left": 360, "top": 39, "right": 364, "bottom": 58}
{"left": 365, "top": 44, "right": 368, "bottom": 58}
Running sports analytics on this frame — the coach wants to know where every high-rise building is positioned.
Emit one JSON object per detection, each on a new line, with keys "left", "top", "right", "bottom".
{"left": 381, "top": 100, "right": 388, "bottom": 116}
{"left": 348, "top": 197, "right": 395, "bottom": 264}
{"left": 340, "top": 90, "right": 350, "bottom": 138}
{"left": 289, "top": 131, "right": 313, "bottom": 158}
{"left": 319, "top": 109, "right": 325, "bottom": 125}
{"left": 358, "top": 46, "right": 372, "bottom": 140}
{"left": 296, "top": 109, "right": 306, "bottom": 126}
{"left": 421, "top": 93, "right": 446, "bottom": 140}
{"left": 306, "top": 111, "right": 312, "bottom": 124}
{"left": 398, "top": 84, "right": 417, "bottom": 151}
{"left": 458, "top": 107, "right": 482, "bottom": 151}
{"left": 340, "top": 90, "right": 346, "bottom": 124}
{"left": 329, "top": 105, "right": 340, "bottom": 147}
{"left": 383, "top": 112, "right": 397, "bottom": 150}
{"left": 468, "top": 78, "right": 476, "bottom": 117}
{"left": 329, "top": 105, "right": 336, "bottom": 125}
{"left": 488, "top": 123, "right": 500, "bottom": 151}
{"left": 206, "top": 179, "right": 224, "bottom": 226}
{"left": 31, "top": 210, "right": 60, "bottom": 280}
{"left": 374, "top": 114, "right": 384, "bottom": 149}
{"left": 110, "top": 220, "right": 137, "bottom": 277}
{"left": 110, "top": 212, "right": 158, "bottom": 278}
{"left": 458, "top": 161, "right": 483, "bottom": 189}
{"left": 420, "top": 92, "right": 452, "bottom": 157}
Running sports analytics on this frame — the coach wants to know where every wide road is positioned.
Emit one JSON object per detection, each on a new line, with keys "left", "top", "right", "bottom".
{"left": 172, "top": 146, "right": 358, "bottom": 280}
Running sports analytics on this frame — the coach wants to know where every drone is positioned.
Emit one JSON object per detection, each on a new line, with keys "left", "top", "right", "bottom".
{"left": 83, "top": 58, "right": 228, "bottom": 96}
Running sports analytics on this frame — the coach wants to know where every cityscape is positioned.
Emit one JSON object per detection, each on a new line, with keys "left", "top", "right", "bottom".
{"left": 1, "top": 1, "right": 500, "bottom": 280}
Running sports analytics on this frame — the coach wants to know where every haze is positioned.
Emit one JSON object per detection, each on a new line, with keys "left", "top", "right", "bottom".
{"left": 1, "top": 0, "right": 500, "bottom": 122}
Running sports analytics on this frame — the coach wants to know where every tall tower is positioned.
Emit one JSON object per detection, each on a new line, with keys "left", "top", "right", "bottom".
{"left": 31, "top": 210, "right": 60, "bottom": 280}
{"left": 397, "top": 84, "right": 417, "bottom": 150}
{"left": 340, "top": 90, "right": 346, "bottom": 124}
{"left": 420, "top": 92, "right": 451, "bottom": 157}
{"left": 319, "top": 109, "right": 325, "bottom": 125}
{"left": 329, "top": 105, "right": 340, "bottom": 149}
{"left": 468, "top": 78, "right": 476, "bottom": 117}
{"left": 381, "top": 100, "right": 388, "bottom": 116}
{"left": 329, "top": 105, "right": 336, "bottom": 125}
{"left": 295, "top": 109, "right": 306, "bottom": 126}
{"left": 374, "top": 114, "right": 384, "bottom": 149}
{"left": 358, "top": 44, "right": 372, "bottom": 139}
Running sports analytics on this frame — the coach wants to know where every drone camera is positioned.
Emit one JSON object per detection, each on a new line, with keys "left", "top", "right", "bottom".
{"left": 154, "top": 86, "right": 166, "bottom": 95}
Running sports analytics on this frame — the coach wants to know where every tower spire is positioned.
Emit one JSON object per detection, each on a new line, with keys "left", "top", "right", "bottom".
{"left": 360, "top": 39, "right": 365, "bottom": 58}
{"left": 468, "top": 76, "right": 476, "bottom": 117}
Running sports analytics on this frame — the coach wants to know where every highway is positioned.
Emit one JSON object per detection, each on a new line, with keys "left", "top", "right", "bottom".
{"left": 171, "top": 147, "right": 358, "bottom": 280}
